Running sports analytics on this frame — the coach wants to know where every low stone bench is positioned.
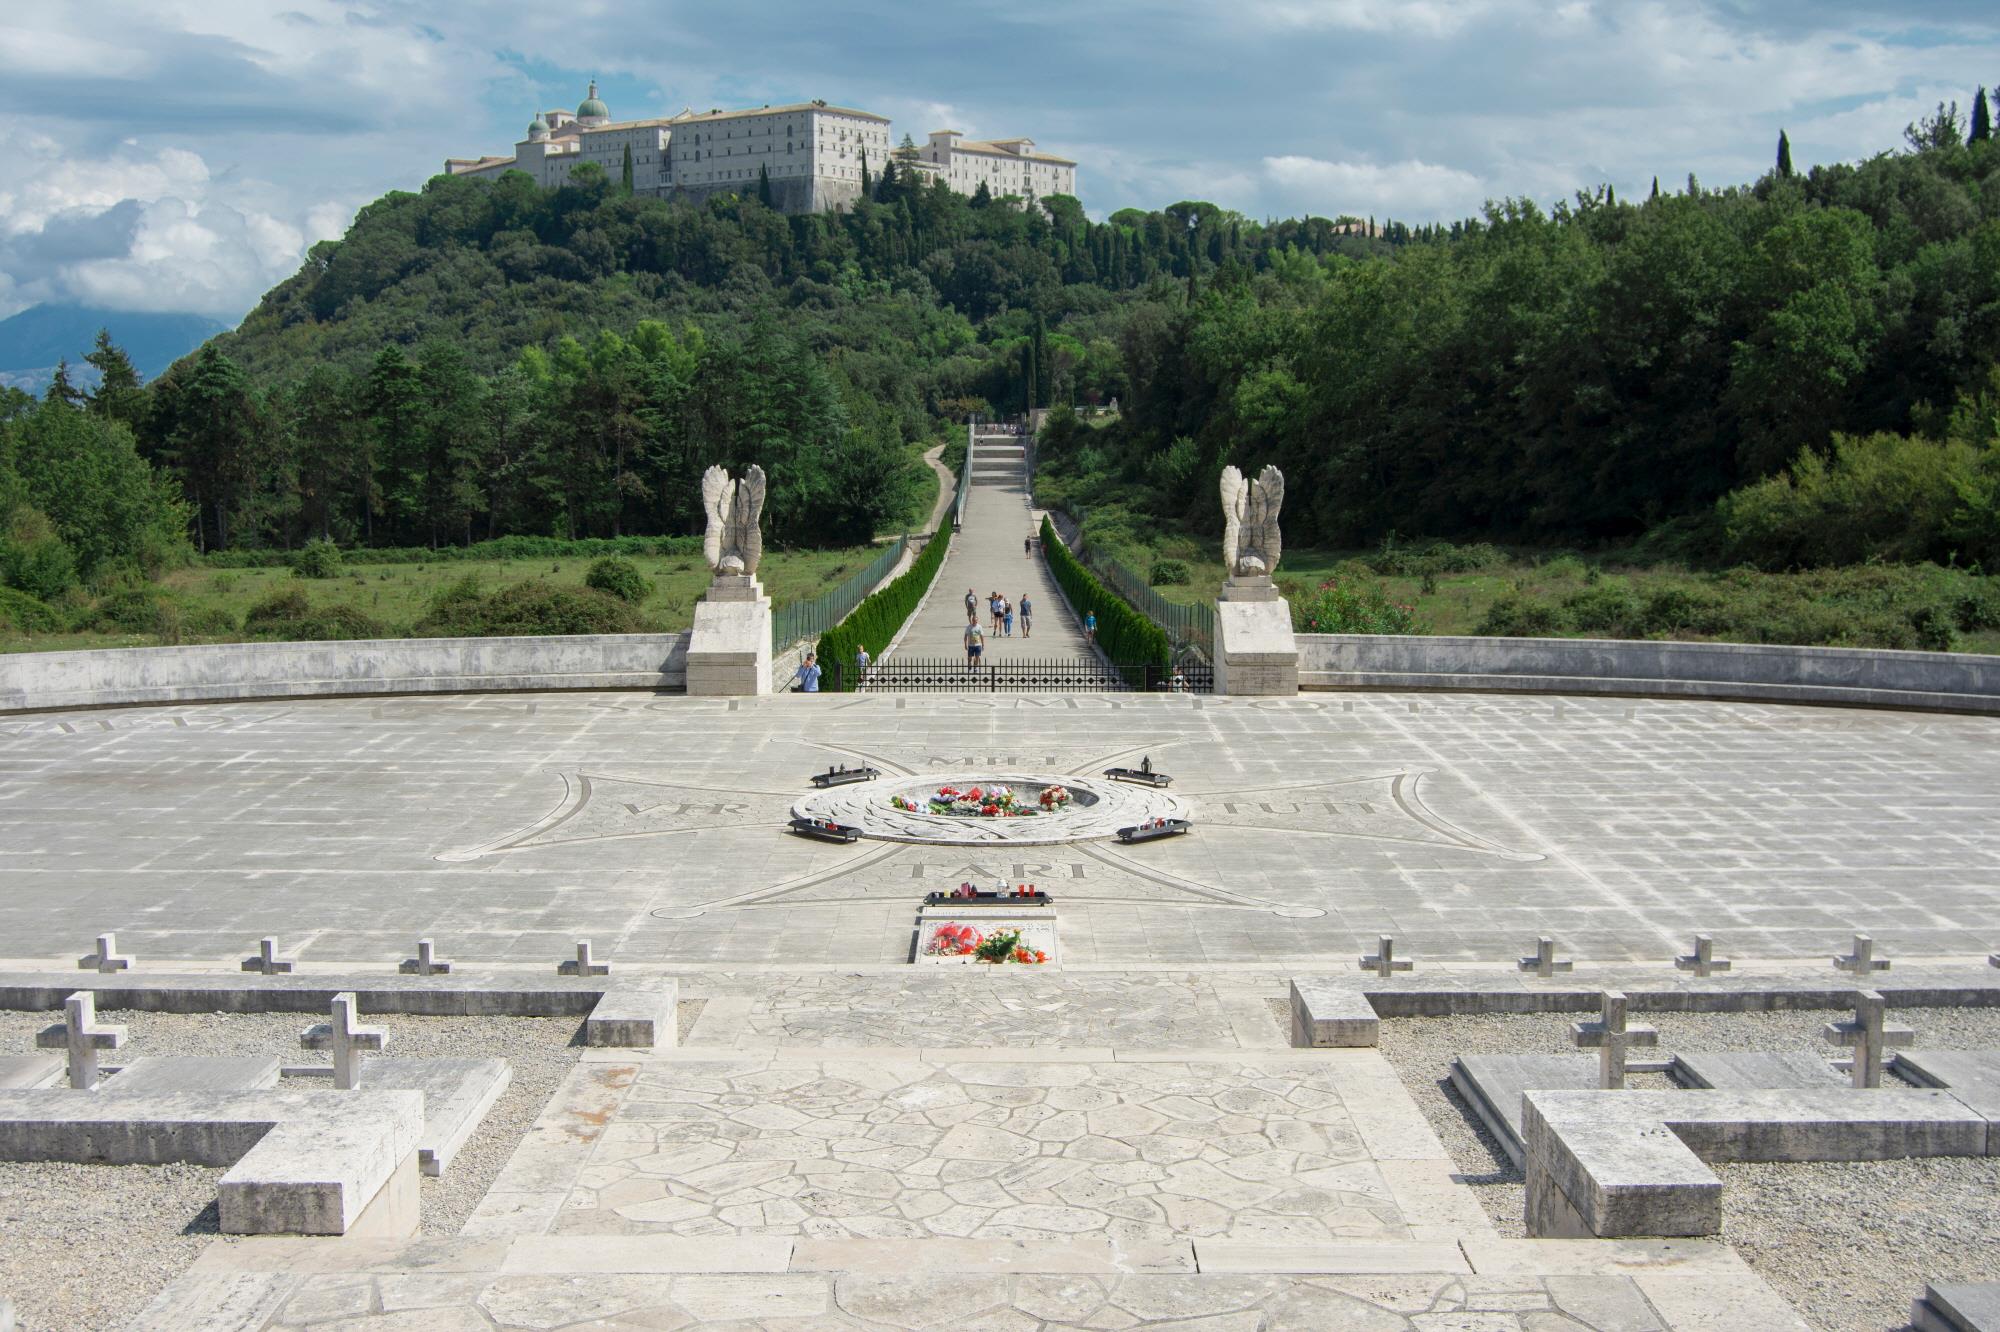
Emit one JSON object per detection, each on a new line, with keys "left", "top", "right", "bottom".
{"left": 0, "top": 971, "right": 674, "bottom": 1049}
{"left": 585, "top": 979, "right": 679, "bottom": 1049}
{"left": 1913, "top": 1281, "right": 2000, "bottom": 1332}
{"left": 1288, "top": 978, "right": 1379, "bottom": 1047}
{"left": 1522, "top": 1087, "right": 1992, "bottom": 1239}
{"left": 0, "top": 1088, "right": 422, "bottom": 1235}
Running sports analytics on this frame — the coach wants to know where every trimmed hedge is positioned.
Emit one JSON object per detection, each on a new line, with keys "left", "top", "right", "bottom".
{"left": 1040, "top": 516, "right": 1169, "bottom": 668}
{"left": 815, "top": 525, "right": 952, "bottom": 690}
{"left": 203, "top": 534, "right": 703, "bottom": 569}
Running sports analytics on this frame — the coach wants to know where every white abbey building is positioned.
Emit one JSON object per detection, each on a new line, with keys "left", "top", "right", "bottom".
{"left": 446, "top": 82, "right": 1077, "bottom": 213}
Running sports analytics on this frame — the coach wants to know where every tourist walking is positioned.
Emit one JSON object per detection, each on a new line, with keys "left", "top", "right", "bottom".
{"left": 989, "top": 592, "right": 1003, "bottom": 635}
{"left": 792, "top": 652, "right": 822, "bottom": 693}
{"left": 1024, "top": 535, "right": 1032, "bottom": 557}
{"left": 1019, "top": 594, "right": 1032, "bottom": 639}
{"left": 964, "top": 588, "right": 977, "bottom": 625}
{"left": 963, "top": 620, "right": 984, "bottom": 669}
{"left": 854, "top": 644, "right": 870, "bottom": 684}
{"left": 1084, "top": 610, "right": 1096, "bottom": 644}
{"left": 1003, "top": 600, "right": 1014, "bottom": 637}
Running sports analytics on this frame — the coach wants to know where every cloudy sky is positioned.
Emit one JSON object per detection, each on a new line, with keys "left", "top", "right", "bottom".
{"left": 2, "top": 0, "right": 1997, "bottom": 324}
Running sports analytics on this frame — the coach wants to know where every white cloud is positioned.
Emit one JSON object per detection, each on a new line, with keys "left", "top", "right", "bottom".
{"left": 0, "top": 133, "right": 351, "bottom": 320}
{"left": 1234, "top": 0, "right": 1512, "bottom": 36}
{"left": 1261, "top": 155, "right": 1487, "bottom": 220}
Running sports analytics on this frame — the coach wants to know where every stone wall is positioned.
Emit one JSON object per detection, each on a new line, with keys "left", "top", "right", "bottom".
{"left": 663, "top": 175, "right": 865, "bottom": 213}
{"left": 0, "top": 634, "right": 691, "bottom": 714}
{"left": 1298, "top": 633, "right": 2000, "bottom": 713}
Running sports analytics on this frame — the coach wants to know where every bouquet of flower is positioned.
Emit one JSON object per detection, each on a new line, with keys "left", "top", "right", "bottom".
{"left": 973, "top": 928, "right": 1050, "bottom": 964}
{"left": 904, "top": 783, "right": 1042, "bottom": 818}
{"left": 1038, "top": 785, "right": 1072, "bottom": 810}
{"left": 924, "top": 923, "right": 983, "bottom": 956}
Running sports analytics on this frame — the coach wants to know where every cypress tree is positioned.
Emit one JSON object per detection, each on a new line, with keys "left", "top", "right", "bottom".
{"left": 1972, "top": 88, "right": 1993, "bottom": 144}
{"left": 1022, "top": 340, "right": 1037, "bottom": 414}
{"left": 1605, "top": 183, "right": 1616, "bottom": 206}
{"left": 621, "top": 143, "right": 634, "bottom": 194}
{"left": 758, "top": 163, "right": 773, "bottom": 207}
{"left": 859, "top": 150, "right": 870, "bottom": 196}
{"left": 1776, "top": 129, "right": 1793, "bottom": 177}
{"left": 1650, "top": 175, "right": 1660, "bottom": 201}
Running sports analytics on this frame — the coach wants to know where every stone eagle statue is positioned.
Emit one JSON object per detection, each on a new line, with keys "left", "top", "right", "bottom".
{"left": 1219, "top": 464, "right": 1285, "bottom": 580}
{"left": 701, "top": 464, "right": 766, "bottom": 577}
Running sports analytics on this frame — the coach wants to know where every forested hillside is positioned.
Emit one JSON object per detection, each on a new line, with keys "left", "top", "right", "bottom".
{"left": 2, "top": 100, "right": 1997, "bottom": 655}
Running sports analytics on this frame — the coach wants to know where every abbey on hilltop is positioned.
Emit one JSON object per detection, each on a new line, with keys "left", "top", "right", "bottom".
{"left": 445, "top": 81, "right": 1079, "bottom": 214}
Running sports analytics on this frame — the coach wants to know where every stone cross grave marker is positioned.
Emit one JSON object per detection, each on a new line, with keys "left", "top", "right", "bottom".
{"left": 398, "top": 938, "right": 453, "bottom": 976}
{"left": 34, "top": 991, "right": 126, "bottom": 1090}
{"left": 76, "top": 933, "right": 131, "bottom": 974}
{"left": 1674, "top": 934, "right": 1732, "bottom": 978}
{"left": 1833, "top": 933, "right": 1891, "bottom": 975}
{"left": 239, "top": 937, "right": 294, "bottom": 976}
{"left": 1358, "top": 935, "right": 1413, "bottom": 978}
{"left": 300, "top": 992, "right": 387, "bottom": 1090}
{"left": 558, "top": 940, "right": 610, "bottom": 977}
{"left": 1570, "top": 989, "right": 1658, "bottom": 1090}
{"left": 1518, "top": 936, "right": 1573, "bottom": 979}
{"left": 1821, "top": 989, "right": 1914, "bottom": 1089}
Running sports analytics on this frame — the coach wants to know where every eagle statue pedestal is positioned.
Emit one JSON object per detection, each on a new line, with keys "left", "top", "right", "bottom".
{"left": 687, "top": 579, "right": 772, "bottom": 696}
{"left": 1214, "top": 464, "right": 1299, "bottom": 697}
{"left": 687, "top": 465, "right": 774, "bottom": 696}
{"left": 1215, "top": 577, "right": 1298, "bottom": 697}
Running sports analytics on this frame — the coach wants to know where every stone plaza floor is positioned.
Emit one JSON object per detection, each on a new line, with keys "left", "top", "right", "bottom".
{"left": 1, "top": 690, "right": 1996, "bottom": 968}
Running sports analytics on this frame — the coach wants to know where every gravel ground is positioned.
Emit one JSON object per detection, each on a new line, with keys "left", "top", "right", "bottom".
{"left": 0, "top": 1006, "right": 607, "bottom": 1332}
{"left": 1368, "top": 1006, "right": 2000, "bottom": 1332}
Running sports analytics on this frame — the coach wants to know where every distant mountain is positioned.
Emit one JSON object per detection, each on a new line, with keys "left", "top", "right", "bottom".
{"left": 0, "top": 303, "right": 230, "bottom": 393}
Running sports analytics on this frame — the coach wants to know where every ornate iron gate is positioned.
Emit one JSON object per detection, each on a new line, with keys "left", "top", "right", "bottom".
{"left": 823, "top": 656, "right": 1213, "bottom": 694}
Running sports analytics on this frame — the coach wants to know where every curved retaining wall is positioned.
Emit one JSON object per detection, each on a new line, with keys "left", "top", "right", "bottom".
{"left": 0, "top": 633, "right": 691, "bottom": 714}
{"left": 1298, "top": 634, "right": 2000, "bottom": 714}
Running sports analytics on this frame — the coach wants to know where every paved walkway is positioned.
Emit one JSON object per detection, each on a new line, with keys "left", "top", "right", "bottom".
{"left": 889, "top": 433, "right": 1093, "bottom": 663}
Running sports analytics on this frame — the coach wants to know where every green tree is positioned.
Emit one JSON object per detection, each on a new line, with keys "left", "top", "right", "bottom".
{"left": 858, "top": 150, "right": 870, "bottom": 196}
{"left": 147, "top": 344, "right": 259, "bottom": 550}
{"left": 43, "top": 361, "right": 82, "bottom": 408}
{"left": 621, "top": 144, "right": 634, "bottom": 195}
{"left": 364, "top": 346, "right": 424, "bottom": 543}
{"left": 757, "top": 163, "right": 773, "bottom": 207}
{"left": 84, "top": 330, "right": 146, "bottom": 428}
{"left": 1776, "top": 129, "right": 1794, "bottom": 177}
{"left": 1972, "top": 87, "right": 1993, "bottom": 144}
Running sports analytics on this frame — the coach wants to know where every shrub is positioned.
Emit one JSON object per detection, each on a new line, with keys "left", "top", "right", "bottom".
{"left": 585, "top": 556, "right": 651, "bottom": 603}
{"left": 413, "top": 579, "right": 641, "bottom": 637}
{"left": 1634, "top": 587, "right": 1719, "bottom": 636}
{"left": 0, "top": 509, "right": 78, "bottom": 601}
{"left": 1718, "top": 432, "right": 1975, "bottom": 569}
{"left": 84, "top": 587, "right": 171, "bottom": 634}
{"left": 816, "top": 526, "right": 952, "bottom": 688}
{"left": 0, "top": 586, "right": 62, "bottom": 634}
{"left": 1477, "top": 596, "right": 1563, "bottom": 637}
{"left": 290, "top": 538, "right": 343, "bottom": 579}
{"left": 1287, "top": 579, "right": 1424, "bottom": 634}
{"left": 1147, "top": 559, "right": 1190, "bottom": 586}
{"left": 1560, "top": 585, "right": 1634, "bottom": 633}
{"left": 243, "top": 587, "right": 311, "bottom": 633}
{"left": 1040, "top": 516, "right": 1168, "bottom": 669}
{"left": 1369, "top": 539, "right": 1507, "bottom": 576}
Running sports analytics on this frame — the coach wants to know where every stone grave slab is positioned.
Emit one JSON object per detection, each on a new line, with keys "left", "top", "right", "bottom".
{"left": 103, "top": 1055, "right": 282, "bottom": 1093}
{"left": 1893, "top": 1048, "right": 2000, "bottom": 1123}
{"left": 0, "top": 1088, "right": 422, "bottom": 1235}
{"left": 352, "top": 1056, "right": 511, "bottom": 1176}
{"left": 913, "top": 903, "right": 1059, "bottom": 965}
{"left": 1522, "top": 1087, "right": 1990, "bottom": 1239}
{"left": 1289, "top": 976, "right": 1379, "bottom": 1047}
{"left": 1915, "top": 1281, "right": 2000, "bottom": 1332}
{"left": 0, "top": 1056, "right": 62, "bottom": 1089}
{"left": 1450, "top": 1054, "right": 1599, "bottom": 1165}
{"left": 1671, "top": 1051, "right": 1844, "bottom": 1090}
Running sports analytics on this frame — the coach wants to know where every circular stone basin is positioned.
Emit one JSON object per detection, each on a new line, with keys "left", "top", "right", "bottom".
{"left": 791, "top": 771, "right": 1190, "bottom": 846}
{"left": 888, "top": 778, "right": 1100, "bottom": 821}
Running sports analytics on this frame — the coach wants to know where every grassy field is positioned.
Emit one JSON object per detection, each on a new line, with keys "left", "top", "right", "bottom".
{"left": 1124, "top": 542, "right": 2000, "bottom": 655}
{"left": 0, "top": 545, "right": 887, "bottom": 654}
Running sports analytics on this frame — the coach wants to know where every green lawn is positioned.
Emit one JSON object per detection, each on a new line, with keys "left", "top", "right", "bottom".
{"left": 1127, "top": 544, "right": 2000, "bottom": 655}
{"left": 0, "top": 545, "right": 886, "bottom": 654}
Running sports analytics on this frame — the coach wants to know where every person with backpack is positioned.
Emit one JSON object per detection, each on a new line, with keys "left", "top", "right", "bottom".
{"left": 1019, "top": 594, "right": 1033, "bottom": 639}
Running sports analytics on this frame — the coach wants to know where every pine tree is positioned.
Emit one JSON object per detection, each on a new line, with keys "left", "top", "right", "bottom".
{"left": 859, "top": 150, "right": 870, "bottom": 196}
{"left": 1650, "top": 175, "right": 1660, "bottom": 201}
{"left": 621, "top": 144, "right": 634, "bottom": 195}
{"left": 758, "top": 163, "right": 774, "bottom": 207}
{"left": 43, "top": 359, "right": 82, "bottom": 407}
{"left": 85, "top": 329, "right": 145, "bottom": 426}
{"left": 1776, "top": 129, "right": 1794, "bottom": 177}
{"left": 1605, "top": 183, "right": 1616, "bottom": 206}
{"left": 1972, "top": 88, "right": 1993, "bottom": 144}
{"left": 971, "top": 180, "right": 992, "bottom": 209}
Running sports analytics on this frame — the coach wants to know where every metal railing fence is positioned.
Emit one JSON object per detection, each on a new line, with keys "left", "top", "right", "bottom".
{"left": 771, "top": 535, "right": 909, "bottom": 653}
{"left": 1047, "top": 507, "right": 1215, "bottom": 661}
